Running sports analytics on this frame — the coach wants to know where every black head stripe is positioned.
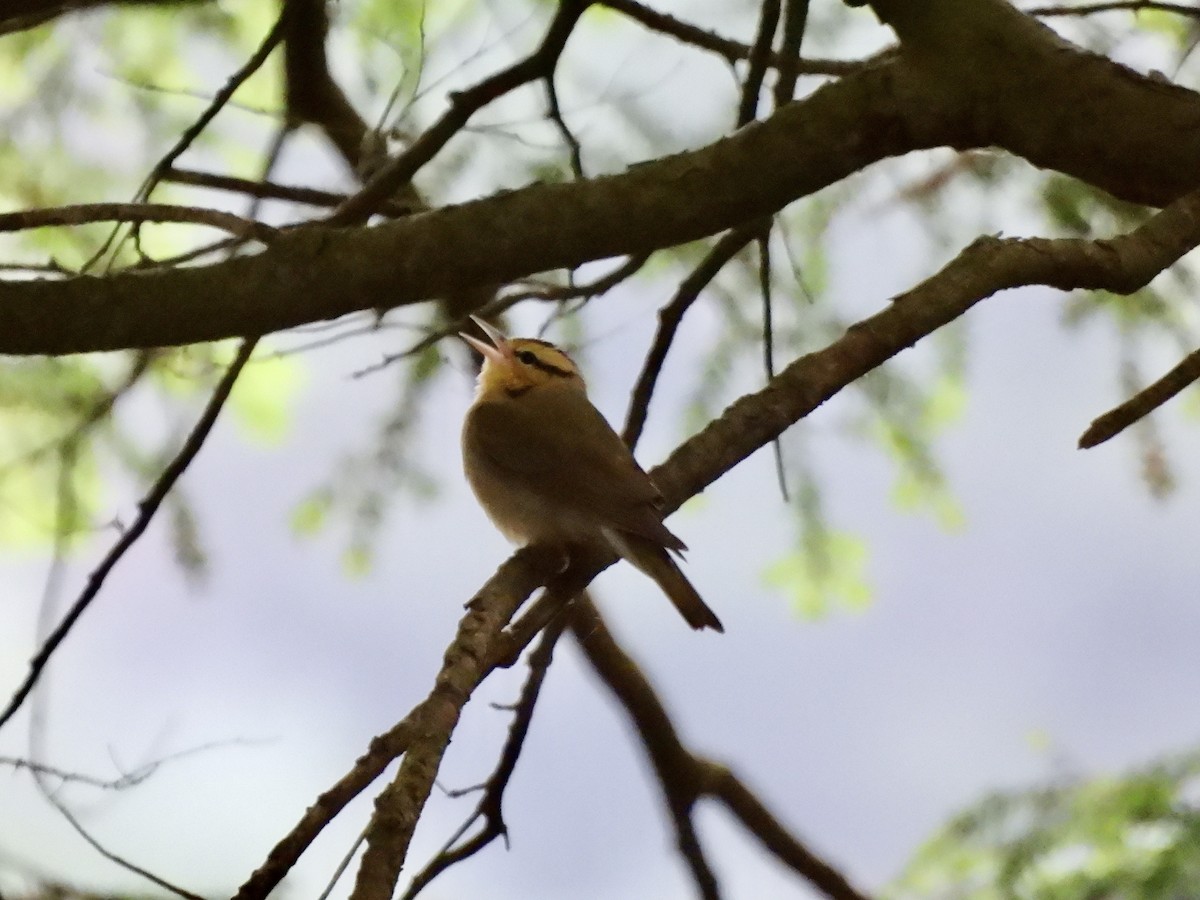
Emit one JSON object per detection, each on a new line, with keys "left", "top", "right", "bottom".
{"left": 515, "top": 343, "right": 576, "bottom": 378}
{"left": 528, "top": 356, "right": 574, "bottom": 378}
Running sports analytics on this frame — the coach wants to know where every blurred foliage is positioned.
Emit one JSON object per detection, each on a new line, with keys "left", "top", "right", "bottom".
{"left": 891, "top": 748, "right": 1200, "bottom": 900}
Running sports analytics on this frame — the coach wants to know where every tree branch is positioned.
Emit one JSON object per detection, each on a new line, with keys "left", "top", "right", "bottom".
{"left": 571, "top": 598, "right": 870, "bottom": 900}
{"left": 329, "top": 0, "right": 592, "bottom": 225}
{"left": 599, "top": 0, "right": 860, "bottom": 75}
{"left": 0, "top": 340, "right": 257, "bottom": 734}
{"left": 401, "top": 615, "right": 568, "bottom": 899}
{"left": 1079, "top": 344, "right": 1200, "bottom": 447}
{"left": 245, "top": 173, "right": 1200, "bottom": 900}
{"left": 0, "top": 58, "right": 937, "bottom": 355}
{"left": 0, "top": 202, "right": 278, "bottom": 243}
{"left": 8, "top": 0, "right": 1200, "bottom": 355}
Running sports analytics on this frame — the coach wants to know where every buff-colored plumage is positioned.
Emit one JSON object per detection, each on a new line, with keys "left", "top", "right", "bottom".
{"left": 460, "top": 318, "right": 723, "bottom": 632}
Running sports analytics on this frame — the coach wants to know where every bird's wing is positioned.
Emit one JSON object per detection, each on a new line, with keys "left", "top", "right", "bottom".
{"left": 466, "top": 393, "right": 683, "bottom": 548}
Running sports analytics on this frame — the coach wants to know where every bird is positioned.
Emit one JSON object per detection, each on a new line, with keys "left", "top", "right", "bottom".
{"left": 460, "top": 317, "right": 723, "bottom": 632}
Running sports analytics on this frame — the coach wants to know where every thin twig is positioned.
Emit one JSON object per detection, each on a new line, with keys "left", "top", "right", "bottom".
{"left": 37, "top": 782, "right": 206, "bottom": 900}
{"left": 758, "top": 232, "right": 790, "bottom": 501}
{"left": 328, "top": 0, "right": 591, "bottom": 225}
{"left": 76, "top": 11, "right": 287, "bottom": 275}
{"left": 599, "top": 0, "right": 860, "bottom": 75}
{"left": 545, "top": 74, "right": 585, "bottom": 179}
{"left": 0, "top": 203, "right": 278, "bottom": 243}
{"left": 163, "top": 166, "right": 417, "bottom": 216}
{"left": 1079, "top": 344, "right": 1200, "bottom": 447}
{"left": 0, "top": 339, "right": 259, "bottom": 734}
{"left": 353, "top": 254, "right": 650, "bottom": 379}
{"left": 736, "top": 0, "right": 781, "bottom": 127}
{"left": 402, "top": 615, "right": 569, "bottom": 899}
{"left": 1028, "top": 1, "right": 1200, "bottom": 17}
{"left": 138, "top": 14, "right": 287, "bottom": 200}
{"left": 623, "top": 226, "right": 759, "bottom": 450}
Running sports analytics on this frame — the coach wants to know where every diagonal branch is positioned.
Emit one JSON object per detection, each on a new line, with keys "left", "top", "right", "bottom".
{"left": 401, "top": 614, "right": 569, "bottom": 899}
{"left": 599, "top": 0, "right": 860, "bottom": 75}
{"left": 1079, "top": 344, "right": 1200, "bottom": 447}
{"left": 571, "top": 597, "right": 870, "bottom": 900}
{"left": 233, "top": 545, "right": 567, "bottom": 900}
{"left": 623, "top": 225, "right": 760, "bottom": 449}
{"left": 240, "top": 185, "right": 1200, "bottom": 899}
{"left": 0, "top": 202, "right": 278, "bottom": 243}
{"left": 329, "top": 0, "right": 592, "bottom": 225}
{"left": 0, "top": 339, "right": 258, "bottom": 734}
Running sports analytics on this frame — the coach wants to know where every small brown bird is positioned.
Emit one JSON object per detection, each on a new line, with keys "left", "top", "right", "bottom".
{"left": 460, "top": 318, "right": 723, "bottom": 632}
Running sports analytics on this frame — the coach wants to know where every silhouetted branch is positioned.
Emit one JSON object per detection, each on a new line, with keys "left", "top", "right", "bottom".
{"left": 139, "top": 13, "right": 285, "bottom": 201}
{"left": 402, "top": 615, "right": 569, "bottom": 899}
{"left": 1079, "top": 344, "right": 1200, "bottom": 447}
{"left": 1029, "top": 1, "right": 1200, "bottom": 18}
{"left": 0, "top": 339, "right": 258, "bottom": 734}
{"left": 0, "top": 202, "right": 278, "bottom": 243}
{"left": 599, "top": 0, "right": 861, "bottom": 75}
{"left": 329, "top": 0, "right": 592, "bottom": 225}
{"left": 571, "top": 597, "right": 870, "bottom": 900}
{"left": 623, "top": 225, "right": 759, "bottom": 449}
{"left": 163, "top": 167, "right": 417, "bottom": 217}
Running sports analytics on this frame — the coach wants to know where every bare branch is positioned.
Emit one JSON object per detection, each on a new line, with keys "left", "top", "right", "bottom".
{"left": 1079, "top": 345, "right": 1200, "bottom": 447}
{"left": 571, "top": 598, "right": 870, "bottom": 900}
{"left": 163, "top": 167, "right": 416, "bottom": 216}
{"left": 329, "top": 0, "right": 592, "bottom": 225}
{"left": 240, "top": 184, "right": 1200, "bottom": 898}
{"left": 139, "top": 13, "right": 285, "bottom": 202}
{"left": 402, "top": 616, "right": 569, "bottom": 899}
{"left": 233, "top": 546, "right": 566, "bottom": 900}
{"left": 599, "top": 0, "right": 861, "bottom": 75}
{"left": 353, "top": 254, "right": 650, "bottom": 379}
{"left": 284, "top": 0, "right": 375, "bottom": 173}
{"left": 0, "top": 340, "right": 258, "bottom": 734}
{"left": 624, "top": 226, "right": 759, "bottom": 449}
{"left": 0, "top": 203, "right": 278, "bottom": 243}
{"left": 0, "top": 0, "right": 210, "bottom": 35}
{"left": 1028, "top": 1, "right": 1200, "bottom": 18}
{"left": 736, "top": 0, "right": 782, "bottom": 127}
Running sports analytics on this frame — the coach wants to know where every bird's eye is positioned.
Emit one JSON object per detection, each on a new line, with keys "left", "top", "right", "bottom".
{"left": 516, "top": 350, "right": 538, "bottom": 365}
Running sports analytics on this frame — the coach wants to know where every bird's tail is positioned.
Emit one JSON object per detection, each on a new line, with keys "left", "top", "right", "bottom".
{"left": 604, "top": 529, "right": 724, "bottom": 632}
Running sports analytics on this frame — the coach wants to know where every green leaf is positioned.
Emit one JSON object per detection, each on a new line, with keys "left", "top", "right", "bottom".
{"left": 228, "top": 351, "right": 303, "bottom": 445}
{"left": 342, "top": 543, "right": 373, "bottom": 579}
{"left": 291, "top": 490, "right": 333, "bottom": 537}
{"left": 764, "top": 531, "right": 872, "bottom": 619}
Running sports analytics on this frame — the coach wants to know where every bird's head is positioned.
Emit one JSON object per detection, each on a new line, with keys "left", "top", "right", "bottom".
{"left": 460, "top": 316, "right": 585, "bottom": 398}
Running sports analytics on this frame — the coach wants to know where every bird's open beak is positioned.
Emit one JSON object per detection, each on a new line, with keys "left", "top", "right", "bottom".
{"left": 459, "top": 315, "right": 513, "bottom": 367}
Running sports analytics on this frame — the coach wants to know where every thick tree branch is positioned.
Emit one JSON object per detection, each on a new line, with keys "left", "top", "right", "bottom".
{"left": 858, "top": 0, "right": 1200, "bottom": 204}
{"left": 7, "top": 0, "right": 1200, "bottom": 354}
{"left": 0, "top": 58, "right": 940, "bottom": 355}
{"left": 241, "top": 185, "right": 1200, "bottom": 899}
{"left": 0, "top": 0, "right": 209, "bottom": 34}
